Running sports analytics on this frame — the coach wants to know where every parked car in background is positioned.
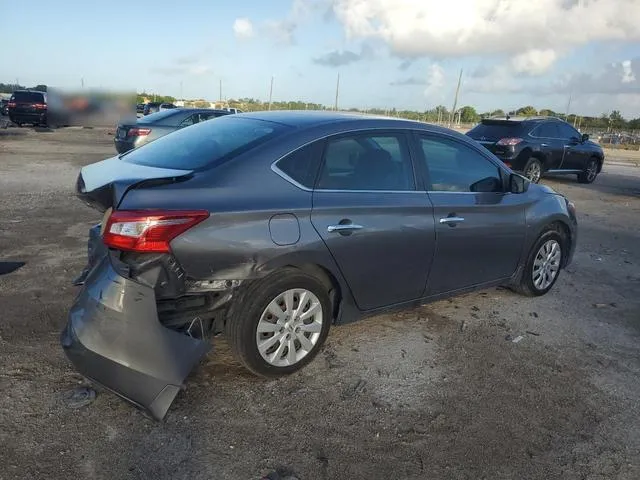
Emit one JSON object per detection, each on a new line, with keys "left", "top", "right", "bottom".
{"left": 7, "top": 90, "right": 48, "bottom": 126}
{"left": 0, "top": 99, "right": 8, "bottom": 116}
{"left": 63, "top": 111, "right": 578, "bottom": 419}
{"left": 142, "top": 102, "right": 161, "bottom": 116}
{"left": 466, "top": 116, "right": 604, "bottom": 184}
{"left": 223, "top": 107, "right": 243, "bottom": 114}
{"left": 159, "top": 103, "right": 177, "bottom": 112}
{"left": 136, "top": 103, "right": 145, "bottom": 114}
{"left": 114, "top": 108, "right": 232, "bottom": 153}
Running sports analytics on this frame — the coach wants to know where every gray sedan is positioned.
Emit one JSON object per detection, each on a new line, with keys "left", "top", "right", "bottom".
{"left": 113, "top": 108, "right": 232, "bottom": 153}
{"left": 62, "top": 111, "right": 578, "bottom": 419}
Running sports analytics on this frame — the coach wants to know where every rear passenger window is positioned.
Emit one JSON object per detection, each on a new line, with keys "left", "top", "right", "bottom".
{"left": 534, "top": 123, "right": 559, "bottom": 138}
{"left": 275, "top": 143, "right": 322, "bottom": 189}
{"left": 317, "top": 133, "right": 415, "bottom": 191}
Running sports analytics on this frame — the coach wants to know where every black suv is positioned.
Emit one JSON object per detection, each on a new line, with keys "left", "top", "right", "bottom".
{"left": 466, "top": 117, "right": 605, "bottom": 184}
{"left": 7, "top": 90, "right": 49, "bottom": 127}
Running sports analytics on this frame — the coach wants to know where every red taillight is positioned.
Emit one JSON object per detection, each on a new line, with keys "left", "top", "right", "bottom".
{"left": 7, "top": 102, "right": 16, "bottom": 108}
{"left": 496, "top": 137, "right": 523, "bottom": 146}
{"left": 503, "top": 161, "right": 512, "bottom": 168}
{"left": 33, "top": 103, "right": 47, "bottom": 109}
{"left": 127, "top": 127, "right": 151, "bottom": 137}
{"left": 102, "top": 210, "right": 209, "bottom": 253}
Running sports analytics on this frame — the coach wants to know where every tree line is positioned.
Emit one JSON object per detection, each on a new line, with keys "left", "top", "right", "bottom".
{"left": 3, "top": 83, "right": 637, "bottom": 131}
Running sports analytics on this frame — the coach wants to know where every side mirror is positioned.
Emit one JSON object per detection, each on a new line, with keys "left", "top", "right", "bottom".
{"left": 581, "top": 133, "right": 589, "bottom": 143}
{"left": 470, "top": 176, "right": 502, "bottom": 193}
{"left": 509, "top": 173, "right": 529, "bottom": 194}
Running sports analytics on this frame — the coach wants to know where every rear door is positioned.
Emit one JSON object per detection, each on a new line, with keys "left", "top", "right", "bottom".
{"left": 530, "top": 122, "right": 565, "bottom": 169}
{"left": 310, "top": 130, "right": 435, "bottom": 311}
{"left": 414, "top": 133, "right": 528, "bottom": 295}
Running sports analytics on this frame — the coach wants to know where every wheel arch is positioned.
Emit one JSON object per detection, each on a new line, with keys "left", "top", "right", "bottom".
{"left": 531, "top": 219, "right": 573, "bottom": 268}
{"left": 254, "top": 252, "right": 355, "bottom": 324}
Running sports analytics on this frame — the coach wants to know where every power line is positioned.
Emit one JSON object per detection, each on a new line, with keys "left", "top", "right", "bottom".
{"left": 268, "top": 76, "right": 274, "bottom": 111}
{"left": 334, "top": 73, "right": 340, "bottom": 111}
{"left": 449, "top": 69, "right": 463, "bottom": 127}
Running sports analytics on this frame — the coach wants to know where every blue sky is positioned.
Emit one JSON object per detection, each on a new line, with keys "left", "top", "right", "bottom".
{"left": 3, "top": 0, "right": 639, "bottom": 117}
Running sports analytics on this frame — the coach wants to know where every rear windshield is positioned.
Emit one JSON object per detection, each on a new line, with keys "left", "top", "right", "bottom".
{"left": 11, "top": 91, "right": 45, "bottom": 103}
{"left": 121, "top": 116, "right": 291, "bottom": 170}
{"left": 137, "top": 109, "right": 180, "bottom": 124}
{"left": 467, "top": 121, "right": 526, "bottom": 140}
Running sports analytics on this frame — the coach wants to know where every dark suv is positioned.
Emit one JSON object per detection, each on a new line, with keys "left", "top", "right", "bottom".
{"left": 466, "top": 117, "right": 604, "bottom": 184}
{"left": 7, "top": 90, "right": 48, "bottom": 127}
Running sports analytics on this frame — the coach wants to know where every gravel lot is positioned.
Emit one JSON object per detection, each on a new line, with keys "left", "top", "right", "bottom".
{"left": 1, "top": 126, "right": 639, "bottom": 480}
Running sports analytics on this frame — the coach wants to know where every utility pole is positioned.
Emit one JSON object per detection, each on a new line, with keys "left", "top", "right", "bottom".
{"left": 565, "top": 93, "right": 572, "bottom": 119}
{"left": 334, "top": 73, "right": 340, "bottom": 111}
{"left": 268, "top": 76, "right": 274, "bottom": 111}
{"left": 81, "top": 78, "right": 84, "bottom": 88}
{"left": 449, "top": 69, "right": 463, "bottom": 127}
{"left": 219, "top": 79, "right": 222, "bottom": 105}
{"left": 180, "top": 81, "right": 183, "bottom": 100}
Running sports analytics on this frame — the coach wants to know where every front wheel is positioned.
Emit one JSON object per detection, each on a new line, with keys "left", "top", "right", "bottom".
{"left": 578, "top": 158, "right": 599, "bottom": 184}
{"left": 512, "top": 229, "right": 564, "bottom": 297}
{"left": 523, "top": 158, "right": 543, "bottom": 183}
{"left": 225, "top": 268, "right": 331, "bottom": 377}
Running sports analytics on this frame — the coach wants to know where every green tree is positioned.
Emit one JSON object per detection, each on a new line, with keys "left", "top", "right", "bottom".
{"left": 539, "top": 109, "right": 556, "bottom": 116}
{"left": 459, "top": 105, "right": 479, "bottom": 123}
{"left": 609, "top": 110, "right": 625, "bottom": 129}
{"left": 516, "top": 106, "right": 537, "bottom": 116}
{"left": 490, "top": 109, "right": 505, "bottom": 117}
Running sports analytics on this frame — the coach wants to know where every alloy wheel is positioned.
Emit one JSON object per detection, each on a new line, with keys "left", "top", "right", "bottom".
{"left": 532, "top": 239, "right": 561, "bottom": 290}
{"left": 526, "top": 162, "right": 541, "bottom": 183}
{"left": 586, "top": 160, "right": 598, "bottom": 182}
{"left": 256, "top": 289, "right": 323, "bottom": 367}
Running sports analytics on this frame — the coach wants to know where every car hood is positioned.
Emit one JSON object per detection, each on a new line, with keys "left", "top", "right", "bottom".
{"left": 76, "top": 156, "right": 193, "bottom": 212}
{"left": 529, "top": 182, "right": 559, "bottom": 196}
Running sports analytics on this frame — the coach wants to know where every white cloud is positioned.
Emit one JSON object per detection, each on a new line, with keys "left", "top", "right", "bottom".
{"left": 621, "top": 60, "right": 636, "bottom": 84}
{"left": 423, "top": 64, "right": 446, "bottom": 101}
{"left": 330, "top": 0, "right": 640, "bottom": 73}
{"left": 233, "top": 18, "right": 254, "bottom": 39}
{"left": 511, "top": 49, "right": 558, "bottom": 76}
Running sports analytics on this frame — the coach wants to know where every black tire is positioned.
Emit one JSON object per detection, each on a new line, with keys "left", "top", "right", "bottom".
{"left": 511, "top": 229, "right": 565, "bottom": 297}
{"left": 578, "top": 157, "right": 599, "bottom": 184}
{"left": 523, "top": 157, "right": 543, "bottom": 183}
{"left": 225, "top": 268, "right": 332, "bottom": 377}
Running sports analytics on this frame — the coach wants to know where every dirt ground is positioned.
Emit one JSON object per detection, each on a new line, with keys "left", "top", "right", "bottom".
{"left": 1, "top": 126, "right": 639, "bottom": 480}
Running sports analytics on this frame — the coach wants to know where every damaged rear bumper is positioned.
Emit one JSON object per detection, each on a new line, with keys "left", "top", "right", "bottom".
{"left": 60, "top": 235, "right": 211, "bottom": 420}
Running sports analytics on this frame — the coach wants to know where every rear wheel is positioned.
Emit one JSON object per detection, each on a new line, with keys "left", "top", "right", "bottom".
{"left": 523, "top": 157, "right": 542, "bottom": 183}
{"left": 226, "top": 268, "right": 331, "bottom": 377}
{"left": 512, "top": 229, "right": 564, "bottom": 297}
{"left": 578, "top": 158, "right": 599, "bottom": 184}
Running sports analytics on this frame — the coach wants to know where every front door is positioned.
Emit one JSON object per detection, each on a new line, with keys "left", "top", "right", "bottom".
{"left": 414, "top": 133, "right": 528, "bottom": 295}
{"left": 310, "top": 131, "right": 436, "bottom": 311}
{"left": 556, "top": 122, "right": 588, "bottom": 171}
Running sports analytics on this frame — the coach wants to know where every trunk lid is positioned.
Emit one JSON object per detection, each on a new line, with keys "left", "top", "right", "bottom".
{"left": 76, "top": 156, "right": 193, "bottom": 212}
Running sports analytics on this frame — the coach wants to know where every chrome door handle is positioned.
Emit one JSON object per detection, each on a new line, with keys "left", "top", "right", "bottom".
{"left": 540, "top": 143, "right": 549, "bottom": 147}
{"left": 327, "top": 224, "right": 363, "bottom": 233}
{"left": 439, "top": 217, "right": 465, "bottom": 224}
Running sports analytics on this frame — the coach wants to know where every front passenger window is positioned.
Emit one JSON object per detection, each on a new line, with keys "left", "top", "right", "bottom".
{"left": 419, "top": 136, "right": 503, "bottom": 193}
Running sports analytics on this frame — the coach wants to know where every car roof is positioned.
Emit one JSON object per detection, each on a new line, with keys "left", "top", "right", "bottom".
{"left": 238, "top": 110, "right": 434, "bottom": 129}
{"left": 482, "top": 116, "right": 564, "bottom": 123}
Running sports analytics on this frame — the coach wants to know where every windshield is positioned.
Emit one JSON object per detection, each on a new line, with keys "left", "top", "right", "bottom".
{"left": 467, "top": 121, "right": 526, "bottom": 140}
{"left": 121, "top": 116, "right": 291, "bottom": 170}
